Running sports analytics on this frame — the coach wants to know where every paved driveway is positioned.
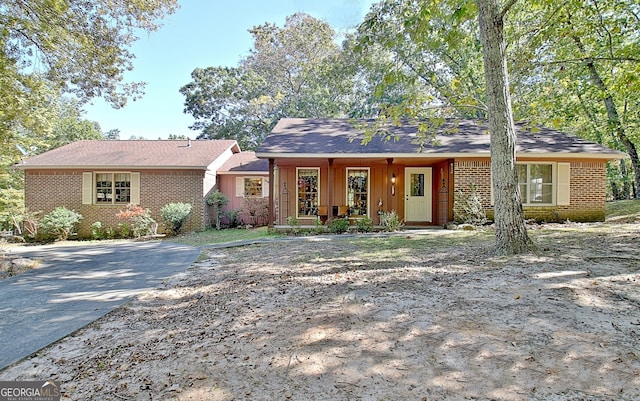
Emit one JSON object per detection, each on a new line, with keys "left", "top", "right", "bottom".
{"left": 0, "top": 241, "right": 200, "bottom": 370}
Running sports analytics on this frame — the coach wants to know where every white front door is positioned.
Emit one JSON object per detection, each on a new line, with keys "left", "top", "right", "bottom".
{"left": 404, "top": 168, "right": 432, "bottom": 222}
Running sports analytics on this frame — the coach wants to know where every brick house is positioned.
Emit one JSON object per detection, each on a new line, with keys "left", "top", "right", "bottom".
{"left": 256, "top": 118, "right": 626, "bottom": 227}
{"left": 14, "top": 139, "right": 268, "bottom": 237}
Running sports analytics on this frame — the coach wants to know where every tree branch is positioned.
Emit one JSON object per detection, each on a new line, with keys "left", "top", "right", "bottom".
{"left": 499, "top": 0, "right": 519, "bottom": 20}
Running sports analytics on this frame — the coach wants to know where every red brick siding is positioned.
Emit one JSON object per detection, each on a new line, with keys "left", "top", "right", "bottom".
{"left": 24, "top": 169, "right": 207, "bottom": 237}
{"left": 453, "top": 159, "right": 607, "bottom": 223}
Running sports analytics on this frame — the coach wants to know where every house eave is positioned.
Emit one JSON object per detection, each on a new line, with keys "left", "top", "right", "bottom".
{"left": 255, "top": 152, "right": 627, "bottom": 160}
{"left": 13, "top": 164, "right": 210, "bottom": 170}
{"left": 217, "top": 171, "right": 269, "bottom": 175}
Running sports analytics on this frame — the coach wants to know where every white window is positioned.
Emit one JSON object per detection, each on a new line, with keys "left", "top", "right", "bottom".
{"left": 83, "top": 172, "right": 140, "bottom": 205}
{"left": 346, "top": 168, "right": 369, "bottom": 217}
{"left": 517, "top": 164, "right": 553, "bottom": 204}
{"left": 297, "top": 168, "right": 319, "bottom": 217}
{"left": 95, "top": 172, "right": 131, "bottom": 204}
{"left": 235, "top": 177, "right": 268, "bottom": 198}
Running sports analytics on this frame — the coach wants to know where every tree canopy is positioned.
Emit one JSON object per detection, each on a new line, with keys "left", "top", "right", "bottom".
{"left": 0, "top": 0, "right": 178, "bottom": 142}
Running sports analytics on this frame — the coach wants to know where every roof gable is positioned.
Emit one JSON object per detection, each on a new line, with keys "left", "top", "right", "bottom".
{"left": 256, "top": 118, "right": 625, "bottom": 159}
{"left": 16, "top": 139, "right": 241, "bottom": 169}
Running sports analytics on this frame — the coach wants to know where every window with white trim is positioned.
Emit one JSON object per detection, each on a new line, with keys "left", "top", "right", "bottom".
{"left": 297, "top": 168, "right": 319, "bottom": 217}
{"left": 517, "top": 163, "right": 553, "bottom": 204}
{"left": 346, "top": 168, "right": 369, "bottom": 216}
{"left": 235, "top": 177, "right": 268, "bottom": 198}
{"left": 95, "top": 172, "right": 131, "bottom": 204}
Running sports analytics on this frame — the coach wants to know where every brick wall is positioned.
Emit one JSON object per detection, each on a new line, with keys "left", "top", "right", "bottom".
{"left": 453, "top": 159, "right": 607, "bottom": 223}
{"left": 25, "top": 169, "right": 207, "bottom": 238}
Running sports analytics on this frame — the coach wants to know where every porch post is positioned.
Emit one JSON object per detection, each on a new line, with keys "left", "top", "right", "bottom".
{"left": 268, "top": 158, "right": 275, "bottom": 229}
{"left": 327, "top": 158, "right": 334, "bottom": 223}
{"left": 386, "top": 158, "right": 393, "bottom": 213}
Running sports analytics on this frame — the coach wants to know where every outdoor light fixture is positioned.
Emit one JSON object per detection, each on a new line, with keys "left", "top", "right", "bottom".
{"left": 391, "top": 173, "right": 396, "bottom": 196}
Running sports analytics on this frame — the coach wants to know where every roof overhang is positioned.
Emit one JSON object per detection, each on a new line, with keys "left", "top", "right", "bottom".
{"left": 13, "top": 164, "right": 210, "bottom": 170}
{"left": 217, "top": 171, "right": 269, "bottom": 175}
{"left": 256, "top": 152, "right": 627, "bottom": 160}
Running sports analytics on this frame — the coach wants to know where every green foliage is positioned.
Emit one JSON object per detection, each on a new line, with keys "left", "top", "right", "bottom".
{"left": 160, "top": 202, "right": 192, "bottom": 235}
{"left": 207, "top": 190, "right": 229, "bottom": 230}
{"left": 453, "top": 184, "right": 488, "bottom": 226}
{"left": 91, "top": 222, "right": 105, "bottom": 240}
{"left": 329, "top": 218, "right": 350, "bottom": 234}
{"left": 379, "top": 211, "right": 403, "bottom": 232}
{"left": 286, "top": 216, "right": 300, "bottom": 235}
{"left": 355, "top": 216, "right": 374, "bottom": 233}
{"left": 39, "top": 207, "right": 83, "bottom": 241}
{"left": 181, "top": 13, "right": 363, "bottom": 149}
{"left": 116, "top": 204, "right": 158, "bottom": 238}
{"left": 313, "top": 218, "right": 326, "bottom": 234}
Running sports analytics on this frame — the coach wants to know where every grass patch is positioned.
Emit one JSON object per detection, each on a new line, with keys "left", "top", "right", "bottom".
{"left": 169, "top": 226, "right": 282, "bottom": 247}
{"left": 606, "top": 199, "right": 640, "bottom": 222}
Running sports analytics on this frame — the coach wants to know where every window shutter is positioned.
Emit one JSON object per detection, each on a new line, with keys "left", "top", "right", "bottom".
{"left": 82, "top": 172, "right": 93, "bottom": 205}
{"left": 262, "top": 178, "right": 269, "bottom": 197}
{"left": 236, "top": 177, "right": 245, "bottom": 197}
{"left": 557, "top": 163, "right": 570, "bottom": 205}
{"left": 130, "top": 172, "right": 141, "bottom": 205}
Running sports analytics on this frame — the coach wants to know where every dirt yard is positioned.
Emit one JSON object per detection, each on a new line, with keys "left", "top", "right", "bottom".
{"left": 1, "top": 223, "right": 639, "bottom": 401}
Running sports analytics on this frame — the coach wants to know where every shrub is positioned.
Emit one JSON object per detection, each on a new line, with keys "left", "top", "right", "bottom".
{"left": 380, "top": 210, "right": 403, "bottom": 232}
{"left": 116, "top": 204, "right": 157, "bottom": 238}
{"left": 39, "top": 207, "right": 83, "bottom": 241}
{"left": 239, "top": 197, "right": 269, "bottom": 227}
{"left": 329, "top": 217, "right": 350, "bottom": 234}
{"left": 91, "top": 222, "right": 105, "bottom": 240}
{"left": 160, "top": 202, "right": 192, "bottom": 235}
{"left": 313, "top": 218, "right": 326, "bottom": 234}
{"left": 286, "top": 215, "right": 300, "bottom": 235}
{"left": 7, "top": 209, "right": 40, "bottom": 241}
{"left": 453, "top": 184, "right": 487, "bottom": 225}
{"left": 355, "top": 216, "right": 374, "bottom": 233}
{"left": 223, "top": 210, "right": 239, "bottom": 228}
{"left": 207, "top": 190, "right": 228, "bottom": 230}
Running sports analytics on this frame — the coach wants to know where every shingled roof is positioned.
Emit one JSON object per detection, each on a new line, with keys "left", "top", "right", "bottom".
{"left": 218, "top": 152, "right": 269, "bottom": 174}
{"left": 15, "top": 139, "right": 240, "bottom": 169}
{"left": 256, "top": 118, "right": 625, "bottom": 159}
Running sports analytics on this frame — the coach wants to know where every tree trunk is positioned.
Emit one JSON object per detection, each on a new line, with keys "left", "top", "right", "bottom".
{"left": 477, "top": 0, "right": 533, "bottom": 255}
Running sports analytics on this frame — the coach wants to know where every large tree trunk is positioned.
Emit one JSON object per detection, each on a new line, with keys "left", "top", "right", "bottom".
{"left": 477, "top": 0, "right": 533, "bottom": 255}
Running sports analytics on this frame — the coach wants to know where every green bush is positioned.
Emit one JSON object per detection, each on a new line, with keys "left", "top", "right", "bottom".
{"left": 286, "top": 215, "right": 300, "bottom": 235}
{"left": 355, "top": 216, "right": 374, "bottom": 233}
{"left": 160, "top": 202, "right": 192, "bottom": 235}
{"left": 380, "top": 210, "right": 403, "bottom": 232}
{"left": 91, "top": 222, "right": 105, "bottom": 240}
{"left": 329, "top": 217, "right": 350, "bottom": 234}
{"left": 39, "top": 207, "right": 83, "bottom": 241}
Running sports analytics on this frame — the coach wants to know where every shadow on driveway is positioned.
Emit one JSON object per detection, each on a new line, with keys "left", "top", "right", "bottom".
{"left": 0, "top": 241, "right": 200, "bottom": 370}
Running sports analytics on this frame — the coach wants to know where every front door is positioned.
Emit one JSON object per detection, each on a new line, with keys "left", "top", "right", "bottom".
{"left": 404, "top": 168, "right": 432, "bottom": 222}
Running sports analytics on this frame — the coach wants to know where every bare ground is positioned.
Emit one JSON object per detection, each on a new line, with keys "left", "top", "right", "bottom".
{"left": 1, "top": 223, "right": 639, "bottom": 400}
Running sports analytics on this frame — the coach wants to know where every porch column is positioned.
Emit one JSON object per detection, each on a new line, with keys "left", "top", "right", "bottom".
{"left": 327, "top": 158, "right": 334, "bottom": 222}
{"left": 386, "top": 158, "right": 393, "bottom": 213}
{"left": 268, "top": 158, "right": 275, "bottom": 229}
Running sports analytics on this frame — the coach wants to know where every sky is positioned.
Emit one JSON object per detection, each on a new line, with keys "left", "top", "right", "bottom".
{"left": 84, "top": 0, "right": 378, "bottom": 140}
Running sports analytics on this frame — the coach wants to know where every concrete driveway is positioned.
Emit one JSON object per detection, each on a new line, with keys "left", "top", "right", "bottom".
{"left": 0, "top": 241, "right": 200, "bottom": 370}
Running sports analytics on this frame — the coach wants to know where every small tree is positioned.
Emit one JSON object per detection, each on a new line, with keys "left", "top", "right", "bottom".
{"left": 206, "top": 190, "right": 228, "bottom": 230}
{"left": 39, "top": 207, "right": 83, "bottom": 241}
{"left": 160, "top": 202, "right": 192, "bottom": 235}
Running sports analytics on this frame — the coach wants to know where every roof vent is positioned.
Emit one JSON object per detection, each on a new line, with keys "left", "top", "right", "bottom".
{"left": 187, "top": 138, "right": 191, "bottom": 147}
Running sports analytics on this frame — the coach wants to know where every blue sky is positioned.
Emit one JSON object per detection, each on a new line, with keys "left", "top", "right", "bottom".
{"left": 84, "top": 0, "right": 377, "bottom": 140}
